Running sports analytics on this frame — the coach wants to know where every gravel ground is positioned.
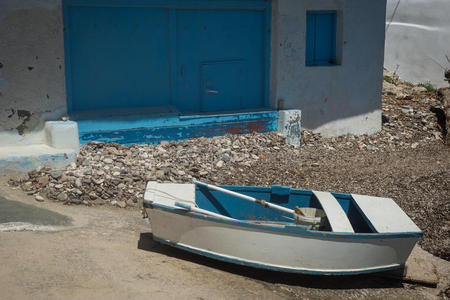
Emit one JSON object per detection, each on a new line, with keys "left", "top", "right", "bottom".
{"left": 9, "top": 72, "right": 450, "bottom": 261}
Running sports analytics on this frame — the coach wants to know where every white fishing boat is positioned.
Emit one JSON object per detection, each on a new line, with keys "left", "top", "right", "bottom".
{"left": 142, "top": 181, "right": 422, "bottom": 275}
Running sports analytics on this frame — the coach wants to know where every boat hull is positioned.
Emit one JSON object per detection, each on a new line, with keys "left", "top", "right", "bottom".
{"left": 148, "top": 208, "right": 419, "bottom": 275}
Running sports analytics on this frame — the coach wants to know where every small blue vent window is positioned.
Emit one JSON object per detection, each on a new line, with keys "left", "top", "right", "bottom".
{"left": 306, "top": 11, "right": 337, "bottom": 66}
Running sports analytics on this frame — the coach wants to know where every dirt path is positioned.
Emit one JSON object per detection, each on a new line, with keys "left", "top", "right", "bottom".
{"left": 0, "top": 180, "right": 448, "bottom": 300}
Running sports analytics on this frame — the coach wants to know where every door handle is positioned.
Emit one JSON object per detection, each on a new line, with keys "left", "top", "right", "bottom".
{"left": 205, "top": 89, "right": 219, "bottom": 94}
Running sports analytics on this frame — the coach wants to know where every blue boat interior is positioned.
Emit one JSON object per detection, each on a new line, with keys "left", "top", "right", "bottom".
{"left": 195, "top": 185, "right": 375, "bottom": 233}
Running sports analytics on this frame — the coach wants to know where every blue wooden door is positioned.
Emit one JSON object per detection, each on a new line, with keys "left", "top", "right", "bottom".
{"left": 174, "top": 9, "right": 266, "bottom": 113}
{"left": 67, "top": 7, "right": 170, "bottom": 112}
{"left": 64, "top": 1, "right": 270, "bottom": 115}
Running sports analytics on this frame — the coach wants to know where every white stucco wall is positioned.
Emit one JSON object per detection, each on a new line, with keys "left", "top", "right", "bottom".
{"left": 385, "top": 0, "right": 450, "bottom": 88}
{"left": 0, "top": 0, "right": 67, "bottom": 146}
{"left": 271, "top": 0, "right": 386, "bottom": 136}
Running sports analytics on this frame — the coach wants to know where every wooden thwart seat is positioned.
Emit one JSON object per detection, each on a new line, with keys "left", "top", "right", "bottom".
{"left": 144, "top": 181, "right": 196, "bottom": 206}
{"left": 351, "top": 194, "right": 421, "bottom": 233}
{"left": 313, "top": 191, "right": 354, "bottom": 233}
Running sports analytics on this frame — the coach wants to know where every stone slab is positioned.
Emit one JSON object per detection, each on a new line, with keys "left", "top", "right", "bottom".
{"left": 379, "top": 245, "right": 439, "bottom": 287}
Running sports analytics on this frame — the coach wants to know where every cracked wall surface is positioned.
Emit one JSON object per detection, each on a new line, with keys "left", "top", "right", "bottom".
{"left": 0, "top": 0, "right": 66, "bottom": 144}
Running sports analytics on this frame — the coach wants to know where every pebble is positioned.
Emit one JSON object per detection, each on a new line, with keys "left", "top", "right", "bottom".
{"left": 93, "top": 178, "right": 104, "bottom": 185}
{"left": 22, "top": 182, "right": 33, "bottom": 191}
{"left": 116, "top": 201, "right": 127, "bottom": 208}
{"left": 35, "top": 195, "right": 45, "bottom": 202}
{"left": 216, "top": 160, "right": 224, "bottom": 168}
{"left": 155, "top": 170, "right": 165, "bottom": 179}
{"left": 57, "top": 192, "right": 68, "bottom": 201}
{"left": 75, "top": 178, "right": 82, "bottom": 188}
{"left": 38, "top": 175, "right": 49, "bottom": 185}
{"left": 103, "top": 158, "right": 113, "bottom": 164}
{"left": 49, "top": 170, "right": 63, "bottom": 179}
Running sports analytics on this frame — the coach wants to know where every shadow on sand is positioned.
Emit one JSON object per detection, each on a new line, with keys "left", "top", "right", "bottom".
{"left": 137, "top": 232, "right": 403, "bottom": 290}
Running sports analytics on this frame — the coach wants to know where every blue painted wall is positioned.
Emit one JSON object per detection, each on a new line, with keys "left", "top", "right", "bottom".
{"left": 63, "top": 0, "right": 271, "bottom": 114}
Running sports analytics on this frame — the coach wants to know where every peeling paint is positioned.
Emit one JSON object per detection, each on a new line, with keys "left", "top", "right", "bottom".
{"left": 7, "top": 108, "right": 15, "bottom": 118}
{"left": 14, "top": 110, "right": 32, "bottom": 135}
{"left": 78, "top": 111, "right": 278, "bottom": 145}
{"left": 17, "top": 110, "right": 31, "bottom": 119}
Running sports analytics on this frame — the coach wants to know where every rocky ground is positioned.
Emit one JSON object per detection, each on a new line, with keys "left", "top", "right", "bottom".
{"left": 8, "top": 70, "right": 450, "bottom": 261}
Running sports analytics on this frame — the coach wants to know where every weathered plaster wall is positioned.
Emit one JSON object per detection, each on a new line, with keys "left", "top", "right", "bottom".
{"left": 0, "top": 0, "right": 66, "bottom": 146}
{"left": 271, "top": 0, "right": 386, "bottom": 136}
{"left": 385, "top": 0, "right": 450, "bottom": 88}
{"left": 0, "top": 0, "right": 386, "bottom": 144}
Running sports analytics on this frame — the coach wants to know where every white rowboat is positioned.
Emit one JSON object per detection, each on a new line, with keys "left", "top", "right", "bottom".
{"left": 142, "top": 181, "right": 422, "bottom": 275}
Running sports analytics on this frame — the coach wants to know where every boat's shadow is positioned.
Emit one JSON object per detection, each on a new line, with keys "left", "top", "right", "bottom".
{"left": 138, "top": 232, "right": 403, "bottom": 289}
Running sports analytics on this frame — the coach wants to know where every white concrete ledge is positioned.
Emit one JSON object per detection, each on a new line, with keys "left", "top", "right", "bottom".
{"left": 0, "top": 121, "right": 80, "bottom": 174}
{"left": 0, "top": 144, "right": 77, "bottom": 175}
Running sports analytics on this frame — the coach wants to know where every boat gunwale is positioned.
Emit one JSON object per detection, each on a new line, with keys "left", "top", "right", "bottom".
{"left": 145, "top": 202, "right": 423, "bottom": 239}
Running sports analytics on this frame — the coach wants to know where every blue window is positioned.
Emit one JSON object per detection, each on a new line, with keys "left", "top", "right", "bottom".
{"left": 306, "top": 11, "right": 337, "bottom": 66}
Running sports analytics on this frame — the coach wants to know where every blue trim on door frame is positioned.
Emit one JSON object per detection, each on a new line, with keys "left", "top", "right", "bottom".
{"left": 62, "top": 0, "right": 272, "bottom": 114}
